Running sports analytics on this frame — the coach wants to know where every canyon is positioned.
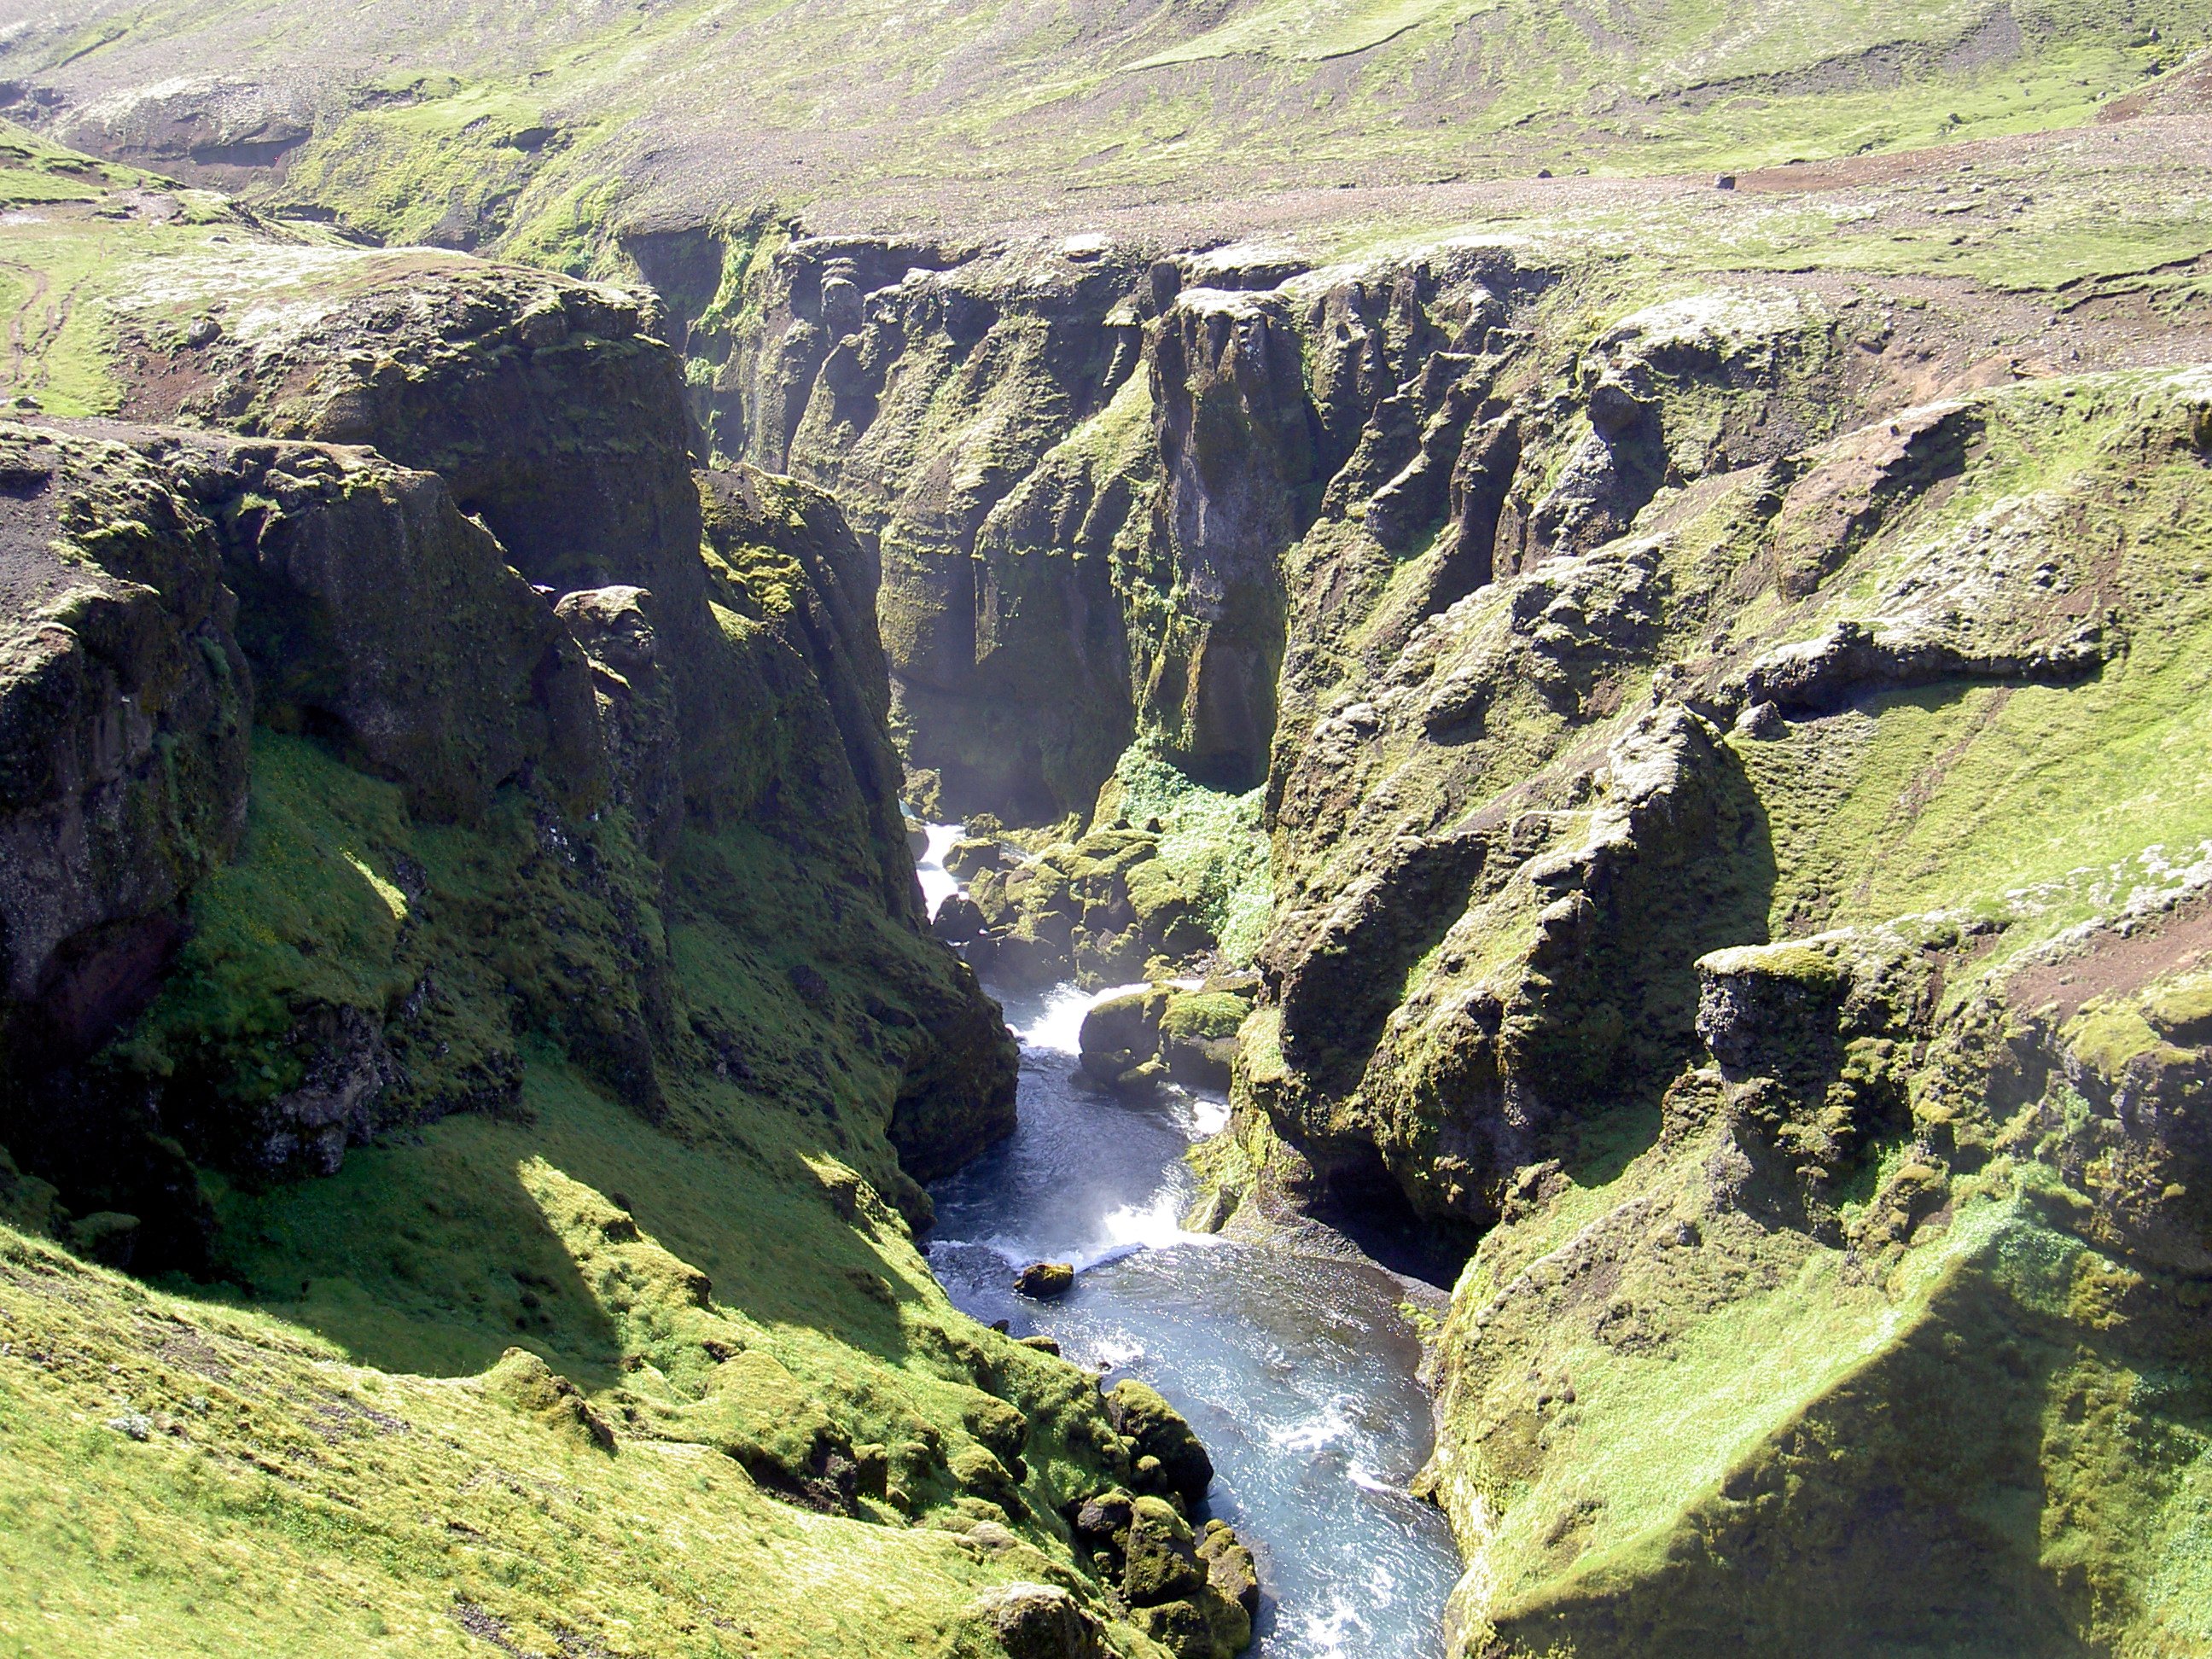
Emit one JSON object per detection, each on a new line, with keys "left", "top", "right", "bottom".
{"left": 0, "top": 3, "right": 2209, "bottom": 1655}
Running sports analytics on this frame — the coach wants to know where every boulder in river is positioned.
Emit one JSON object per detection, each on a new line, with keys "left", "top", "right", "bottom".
{"left": 1077, "top": 987, "right": 1169, "bottom": 1091}
{"left": 1067, "top": 1487, "right": 1254, "bottom": 1659}
{"left": 1080, "top": 980, "right": 1256, "bottom": 1095}
{"left": 933, "top": 892, "right": 988, "bottom": 945}
{"left": 1103, "top": 1378, "right": 1214, "bottom": 1508}
{"left": 1158, "top": 987, "right": 1253, "bottom": 1091}
{"left": 1197, "top": 1519, "right": 1260, "bottom": 1616}
{"left": 1015, "top": 1260, "right": 1074, "bottom": 1299}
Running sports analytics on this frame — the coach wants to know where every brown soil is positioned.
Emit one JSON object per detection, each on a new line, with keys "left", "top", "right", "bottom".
{"left": 2011, "top": 891, "right": 2212, "bottom": 1022}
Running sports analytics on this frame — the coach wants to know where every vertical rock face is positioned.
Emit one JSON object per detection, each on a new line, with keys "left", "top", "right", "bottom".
{"left": 172, "top": 433, "right": 608, "bottom": 825}
{"left": 715, "top": 237, "right": 1558, "bottom": 824}
{"left": 1144, "top": 287, "right": 1315, "bottom": 790}
{"left": 702, "top": 224, "right": 2212, "bottom": 1652}
{"left": 0, "top": 265, "right": 1016, "bottom": 1248}
{"left": 698, "top": 463, "right": 925, "bottom": 923}
{"left": 554, "top": 585, "right": 684, "bottom": 855}
{"left": 713, "top": 237, "right": 1152, "bottom": 820}
{"left": 0, "top": 426, "right": 251, "bottom": 1054}
{"left": 134, "top": 267, "right": 743, "bottom": 821}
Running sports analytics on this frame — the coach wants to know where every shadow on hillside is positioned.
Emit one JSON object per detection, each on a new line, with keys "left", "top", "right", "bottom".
{"left": 194, "top": 1126, "right": 628, "bottom": 1388}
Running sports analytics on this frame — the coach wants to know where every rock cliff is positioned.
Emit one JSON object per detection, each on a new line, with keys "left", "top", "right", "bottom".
{"left": 3, "top": 9, "right": 2212, "bottom": 1651}
{"left": 683, "top": 224, "right": 2212, "bottom": 1652}
{"left": 0, "top": 221, "right": 1238, "bottom": 1658}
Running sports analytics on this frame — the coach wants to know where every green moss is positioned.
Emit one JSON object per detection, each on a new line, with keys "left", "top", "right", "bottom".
{"left": 1160, "top": 992, "right": 1248, "bottom": 1045}
{"left": 2064, "top": 1002, "right": 2182, "bottom": 1083}
{"left": 274, "top": 84, "right": 608, "bottom": 252}
{"left": 0, "top": 1217, "right": 1135, "bottom": 1656}
{"left": 2145, "top": 973, "right": 2212, "bottom": 1044}
{"left": 108, "top": 736, "right": 420, "bottom": 1106}
{"left": 1099, "top": 745, "right": 1272, "bottom": 966}
{"left": 1697, "top": 940, "right": 1848, "bottom": 992}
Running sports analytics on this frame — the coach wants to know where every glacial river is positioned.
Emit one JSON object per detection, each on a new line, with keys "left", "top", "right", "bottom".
{"left": 917, "top": 829, "right": 1462, "bottom": 1658}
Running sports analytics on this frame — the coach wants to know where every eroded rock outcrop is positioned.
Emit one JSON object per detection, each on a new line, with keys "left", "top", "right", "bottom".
{"left": 0, "top": 243, "right": 1230, "bottom": 1657}
{"left": 0, "top": 424, "right": 251, "bottom": 1057}
{"left": 2, "top": 267, "right": 1018, "bottom": 1248}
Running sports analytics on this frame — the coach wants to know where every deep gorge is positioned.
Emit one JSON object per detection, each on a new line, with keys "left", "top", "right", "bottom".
{"left": 0, "top": 6, "right": 2210, "bottom": 1656}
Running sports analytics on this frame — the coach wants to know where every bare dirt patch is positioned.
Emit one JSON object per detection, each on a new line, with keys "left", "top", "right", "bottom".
{"left": 2011, "top": 891, "right": 2212, "bottom": 1021}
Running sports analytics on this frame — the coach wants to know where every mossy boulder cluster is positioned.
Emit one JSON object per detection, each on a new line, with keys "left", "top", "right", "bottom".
{"left": 951, "top": 824, "right": 1213, "bottom": 992}
{"left": 1078, "top": 981, "right": 1257, "bottom": 1096}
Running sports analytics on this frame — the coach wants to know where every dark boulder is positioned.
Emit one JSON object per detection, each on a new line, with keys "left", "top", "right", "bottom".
{"left": 1014, "top": 1260, "right": 1074, "bottom": 1299}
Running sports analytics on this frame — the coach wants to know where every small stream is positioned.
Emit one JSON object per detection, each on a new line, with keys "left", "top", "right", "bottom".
{"left": 917, "top": 829, "right": 1461, "bottom": 1658}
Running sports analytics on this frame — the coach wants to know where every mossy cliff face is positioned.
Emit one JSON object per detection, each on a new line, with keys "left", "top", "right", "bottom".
{"left": 1198, "top": 271, "right": 2212, "bottom": 1647}
{"left": 723, "top": 235, "right": 1155, "bottom": 824}
{"left": 0, "top": 424, "right": 251, "bottom": 1091}
{"left": 0, "top": 247, "right": 1249, "bottom": 1658}
{"left": 713, "top": 238, "right": 1519, "bottom": 830}
{"left": 576, "top": 212, "right": 2212, "bottom": 1653}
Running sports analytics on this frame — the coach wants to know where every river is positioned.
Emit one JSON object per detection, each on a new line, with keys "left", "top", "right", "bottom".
{"left": 916, "top": 828, "right": 1462, "bottom": 1658}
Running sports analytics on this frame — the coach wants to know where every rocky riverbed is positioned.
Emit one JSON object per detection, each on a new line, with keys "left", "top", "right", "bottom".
{"left": 921, "top": 833, "right": 1463, "bottom": 1657}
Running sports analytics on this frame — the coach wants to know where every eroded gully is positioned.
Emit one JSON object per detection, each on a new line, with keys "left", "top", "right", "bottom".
{"left": 916, "top": 828, "right": 1463, "bottom": 1658}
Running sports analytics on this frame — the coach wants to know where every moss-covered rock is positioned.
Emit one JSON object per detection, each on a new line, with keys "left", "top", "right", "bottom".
{"left": 0, "top": 249, "right": 1156, "bottom": 1658}
{"left": 1103, "top": 1379, "right": 1214, "bottom": 1511}
{"left": 0, "top": 423, "right": 250, "bottom": 1040}
{"left": 1015, "top": 1261, "right": 1074, "bottom": 1300}
{"left": 1078, "top": 981, "right": 1257, "bottom": 1096}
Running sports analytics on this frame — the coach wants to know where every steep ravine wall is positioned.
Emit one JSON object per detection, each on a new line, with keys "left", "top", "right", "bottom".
{"left": 0, "top": 245, "right": 1267, "bottom": 1659}
{"left": 4, "top": 100, "right": 2212, "bottom": 1652}
{"left": 677, "top": 222, "right": 2212, "bottom": 1655}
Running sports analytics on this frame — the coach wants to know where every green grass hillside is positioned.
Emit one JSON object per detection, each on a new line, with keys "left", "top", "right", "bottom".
{"left": 0, "top": 0, "right": 2204, "bottom": 247}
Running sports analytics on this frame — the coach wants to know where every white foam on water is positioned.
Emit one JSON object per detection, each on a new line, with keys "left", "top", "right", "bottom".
{"left": 1020, "top": 980, "right": 1155, "bottom": 1055}
{"left": 917, "top": 822, "right": 964, "bottom": 919}
{"left": 1297, "top": 1595, "right": 1366, "bottom": 1657}
{"left": 1102, "top": 1186, "right": 1187, "bottom": 1253}
{"left": 954, "top": 1183, "right": 1220, "bottom": 1274}
{"left": 1347, "top": 1462, "right": 1406, "bottom": 1499}
{"left": 1269, "top": 1399, "right": 1357, "bottom": 1454}
{"left": 1185, "top": 1093, "right": 1231, "bottom": 1137}
{"left": 1095, "top": 1185, "right": 1222, "bottom": 1260}
{"left": 1069, "top": 1331, "right": 1149, "bottom": 1372}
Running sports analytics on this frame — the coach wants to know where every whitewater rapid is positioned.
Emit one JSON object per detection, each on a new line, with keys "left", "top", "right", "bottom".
{"left": 917, "top": 828, "right": 1460, "bottom": 1659}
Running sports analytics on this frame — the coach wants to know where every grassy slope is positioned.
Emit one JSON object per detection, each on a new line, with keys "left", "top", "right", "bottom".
{"left": 0, "top": 716, "right": 1150, "bottom": 1655}
{"left": 0, "top": 166, "right": 1171, "bottom": 1646}
{"left": 0, "top": 0, "right": 2206, "bottom": 248}
{"left": 0, "top": 1183, "right": 1062, "bottom": 1658}
{"left": 1400, "top": 346, "right": 2212, "bottom": 1650}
